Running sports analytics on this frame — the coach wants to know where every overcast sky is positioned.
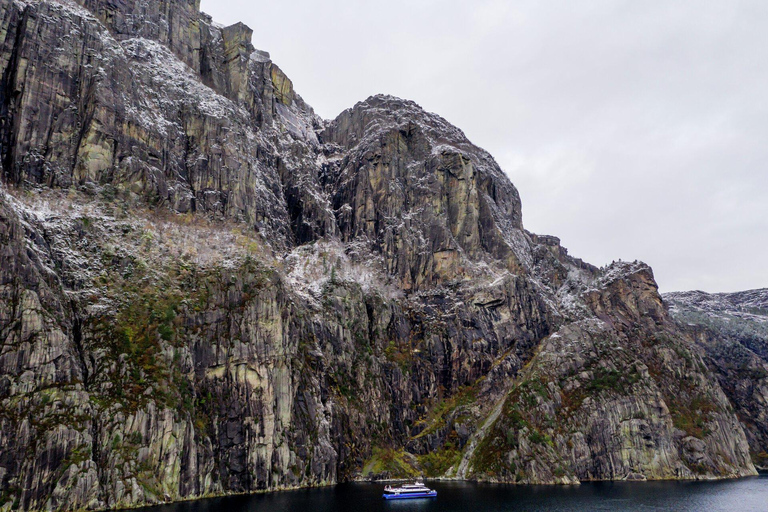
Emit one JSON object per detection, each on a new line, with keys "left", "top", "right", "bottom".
{"left": 201, "top": 0, "right": 768, "bottom": 293}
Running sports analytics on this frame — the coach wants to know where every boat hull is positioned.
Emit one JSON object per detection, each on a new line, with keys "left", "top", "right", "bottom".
{"left": 382, "top": 491, "right": 437, "bottom": 500}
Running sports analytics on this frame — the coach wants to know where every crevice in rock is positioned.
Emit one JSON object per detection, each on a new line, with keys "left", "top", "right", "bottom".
{"left": 182, "top": 128, "right": 197, "bottom": 213}
{"left": 70, "top": 301, "right": 89, "bottom": 390}
{"left": 277, "top": 157, "right": 312, "bottom": 246}
{"left": 0, "top": 4, "right": 28, "bottom": 185}
{"left": 91, "top": 415, "right": 106, "bottom": 504}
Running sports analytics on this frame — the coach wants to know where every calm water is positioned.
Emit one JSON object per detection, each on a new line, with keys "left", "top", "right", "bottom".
{"left": 137, "top": 474, "right": 768, "bottom": 512}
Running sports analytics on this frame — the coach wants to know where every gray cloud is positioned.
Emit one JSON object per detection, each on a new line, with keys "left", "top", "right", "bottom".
{"left": 201, "top": 0, "right": 768, "bottom": 292}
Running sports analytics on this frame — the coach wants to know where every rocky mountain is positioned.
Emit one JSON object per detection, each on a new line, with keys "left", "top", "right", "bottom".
{"left": 665, "top": 289, "right": 768, "bottom": 470}
{"left": 0, "top": 1, "right": 763, "bottom": 511}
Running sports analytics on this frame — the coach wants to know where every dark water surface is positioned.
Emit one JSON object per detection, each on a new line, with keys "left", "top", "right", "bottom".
{"left": 136, "top": 474, "right": 768, "bottom": 512}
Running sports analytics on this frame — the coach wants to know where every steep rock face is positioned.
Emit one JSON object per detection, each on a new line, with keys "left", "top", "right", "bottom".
{"left": 73, "top": 0, "right": 204, "bottom": 71}
{"left": 0, "top": 1, "right": 761, "bottom": 511}
{"left": 0, "top": 189, "right": 557, "bottom": 510}
{"left": 321, "top": 96, "right": 528, "bottom": 290}
{"left": 0, "top": 193, "right": 92, "bottom": 511}
{"left": 0, "top": 0, "right": 333, "bottom": 250}
{"left": 442, "top": 263, "right": 755, "bottom": 484}
{"left": 665, "top": 289, "right": 768, "bottom": 469}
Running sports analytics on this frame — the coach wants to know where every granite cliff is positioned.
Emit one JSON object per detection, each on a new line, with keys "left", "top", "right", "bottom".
{"left": 0, "top": 1, "right": 761, "bottom": 510}
{"left": 665, "top": 289, "right": 768, "bottom": 470}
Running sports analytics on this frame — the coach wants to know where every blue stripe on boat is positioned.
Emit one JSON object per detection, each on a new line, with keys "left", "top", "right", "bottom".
{"left": 382, "top": 491, "right": 437, "bottom": 500}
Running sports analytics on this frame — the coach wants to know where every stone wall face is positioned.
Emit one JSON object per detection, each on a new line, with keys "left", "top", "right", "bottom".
{"left": 0, "top": 1, "right": 762, "bottom": 511}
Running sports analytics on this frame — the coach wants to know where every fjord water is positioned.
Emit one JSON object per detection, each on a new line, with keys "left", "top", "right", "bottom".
{"left": 137, "top": 474, "right": 768, "bottom": 512}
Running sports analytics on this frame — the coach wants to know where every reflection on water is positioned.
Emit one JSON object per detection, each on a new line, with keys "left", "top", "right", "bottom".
{"left": 135, "top": 473, "right": 768, "bottom": 512}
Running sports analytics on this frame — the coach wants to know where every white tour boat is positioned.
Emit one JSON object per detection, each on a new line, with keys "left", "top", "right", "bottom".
{"left": 382, "top": 480, "right": 437, "bottom": 500}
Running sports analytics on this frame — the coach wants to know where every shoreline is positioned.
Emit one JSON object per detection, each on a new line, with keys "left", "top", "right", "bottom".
{"left": 110, "top": 472, "right": 766, "bottom": 512}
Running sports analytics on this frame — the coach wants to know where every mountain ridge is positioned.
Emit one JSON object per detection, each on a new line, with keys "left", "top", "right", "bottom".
{"left": 0, "top": 1, "right": 764, "bottom": 511}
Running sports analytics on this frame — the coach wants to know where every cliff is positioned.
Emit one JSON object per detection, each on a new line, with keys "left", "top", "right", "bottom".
{"left": 0, "top": 1, "right": 760, "bottom": 510}
{"left": 664, "top": 289, "right": 768, "bottom": 470}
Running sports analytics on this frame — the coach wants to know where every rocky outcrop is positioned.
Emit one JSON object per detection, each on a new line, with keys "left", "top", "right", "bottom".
{"left": 321, "top": 96, "right": 529, "bottom": 290}
{"left": 460, "top": 264, "right": 754, "bottom": 484}
{"left": 0, "top": 1, "right": 761, "bottom": 511}
{"left": 0, "top": 0, "right": 329, "bottom": 249}
{"left": 664, "top": 289, "right": 768, "bottom": 469}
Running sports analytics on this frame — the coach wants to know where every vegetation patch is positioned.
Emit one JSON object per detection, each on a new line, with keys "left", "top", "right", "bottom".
{"left": 470, "top": 380, "right": 546, "bottom": 476}
{"left": 413, "top": 384, "right": 477, "bottom": 439}
{"left": 471, "top": 423, "right": 516, "bottom": 476}
{"left": 87, "top": 254, "right": 271, "bottom": 415}
{"left": 418, "top": 442, "right": 462, "bottom": 477}
{"left": 668, "top": 395, "right": 718, "bottom": 439}
{"left": 383, "top": 340, "right": 413, "bottom": 374}
{"left": 562, "top": 365, "right": 642, "bottom": 411}
{"left": 362, "top": 447, "right": 419, "bottom": 479}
